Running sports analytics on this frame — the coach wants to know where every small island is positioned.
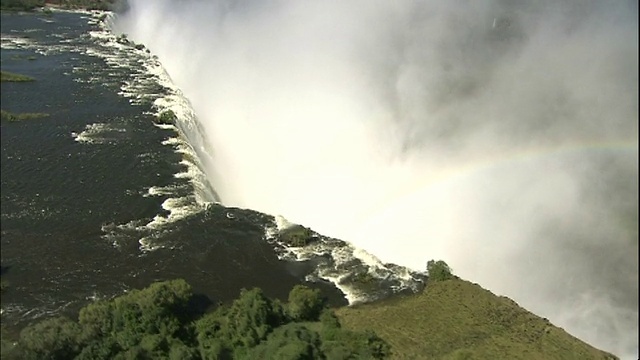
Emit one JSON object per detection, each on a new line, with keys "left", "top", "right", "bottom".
{"left": 0, "top": 109, "right": 49, "bottom": 122}
{"left": 1, "top": 71, "right": 49, "bottom": 122}
{"left": 1, "top": 70, "right": 35, "bottom": 82}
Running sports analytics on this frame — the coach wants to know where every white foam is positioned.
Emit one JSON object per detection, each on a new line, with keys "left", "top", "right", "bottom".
{"left": 319, "top": 273, "right": 362, "bottom": 304}
{"left": 72, "top": 123, "right": 125, "bottom": 144}
{"left": 1, "top": 31, "right": 78, "bottom": 55}
{"left": 138, "top": 236, "right": 164, "bottom": 252}
{"left": 67, "top": 10, "right": 219, "bottom": 252}
{"left": 274, "top": 215, "right": 296, "bottom": 231}
{"left": 0, "top": 35, "right": 35, "bottom": 49}
{"left": 161, "top": 137, "right": 181, "bottom": 146}
{"left": 145, "top": 196, "right": 200, "bottom": 229}
{"left": 144, "top": 184, "right": 186, "bottom": 197}
{"left": 263, "top": 219, "right": 425, "bottom": 305}
{"left": 153, "top": 123, "right": 176, "bottom": 130}
{"left": 43, "top": 6, "right": 94, "bottom": 15}
{"left": 85, "top": 292, "right": 106, "bottom": 301}
{"left": 87, "top": 12, "right": 216, "bottom": 209}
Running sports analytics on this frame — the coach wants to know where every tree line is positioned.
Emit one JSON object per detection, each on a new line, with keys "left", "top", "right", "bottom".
{"left": 1, "top": 279, "right": 390, "bottom": 359}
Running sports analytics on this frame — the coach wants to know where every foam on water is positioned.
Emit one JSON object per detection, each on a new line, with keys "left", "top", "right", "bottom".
{"left": 71, "top": 11, "right": 221, "bottom": 251}
{"left": 72, "top": 122, "right": 126, "bottom": 144}
{"left": 144, "top": 184, "right": 189, "bottom": 197}
{"left": 0, "top": 35, "right": 35, "bottom": 49}
{"left": 263, "top": 216, "right": 426, "bottom": 304}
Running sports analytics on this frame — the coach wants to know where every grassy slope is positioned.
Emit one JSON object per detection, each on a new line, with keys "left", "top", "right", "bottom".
{"left": 336, "top": 278, "right": 617, "bottom": 360}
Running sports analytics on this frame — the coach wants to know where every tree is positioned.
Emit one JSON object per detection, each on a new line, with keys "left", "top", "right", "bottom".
{"left": 6, "top": 279, "right": 391, "bottom": 359}
{"left": 426, "top": 260, "right": 454, "bottom": 282}
{"left": 287, "top": 285, "right": 326, "bottom": 322}
{"left": 319, "top": 309, "right": 341, "bottom": 329}
{"left": 156, "top": 110, "right": 177, "bottom": 125}
{"left": 320, "top": 327, "right": 390, "bottom": 359}
{"left": 244, "top": 323, "right": 322, "bottom": 360}
{"left": 195, "top": 287, "right": 286, "bottom": 358}
{"left": 19, "top": 316, "right": 83, "bottom": 360}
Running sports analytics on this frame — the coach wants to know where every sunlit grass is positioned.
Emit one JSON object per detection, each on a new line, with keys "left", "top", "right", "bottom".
{"left": 336, "top": 278, "right": 618, "bottom": 359}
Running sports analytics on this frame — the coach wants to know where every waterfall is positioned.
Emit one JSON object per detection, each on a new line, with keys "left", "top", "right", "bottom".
{"left": 112, "top": 1, "right": 638, "bottom": 358}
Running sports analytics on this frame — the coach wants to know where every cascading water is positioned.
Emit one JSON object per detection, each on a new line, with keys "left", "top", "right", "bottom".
{"left": 112, "top": 1, "right": 638, "bottom": 358}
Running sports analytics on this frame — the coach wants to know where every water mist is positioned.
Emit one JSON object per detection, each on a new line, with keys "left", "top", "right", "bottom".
{"left": 113, "top": 1, "right": 638, "bottom": 358}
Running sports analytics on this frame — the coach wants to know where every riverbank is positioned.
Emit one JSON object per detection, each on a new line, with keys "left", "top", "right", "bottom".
{"left": 0, "top": 0, "right": 115, "bottom": 12}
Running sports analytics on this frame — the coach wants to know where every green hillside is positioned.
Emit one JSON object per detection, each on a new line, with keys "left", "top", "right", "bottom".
{"left": 336, "top": 277, "right": 617, "bottom": 360}
{"left": 0, "top": 259, "right": 619, "bottom": 359}
{"left": 1, "top": 275, "right": 619, "bottom": 359}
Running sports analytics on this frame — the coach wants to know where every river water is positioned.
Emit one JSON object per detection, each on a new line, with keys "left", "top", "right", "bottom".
{"left": 1, "top": 9, "right": 425, "bottom": 330}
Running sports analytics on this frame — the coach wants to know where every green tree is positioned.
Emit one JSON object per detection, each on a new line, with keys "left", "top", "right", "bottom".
{"left": 74, "top": 337, "right": 121, "bottom": 360}
{"left": 427, "top": 259, "right": 454, "bottom": 282}
{"left": 6, "top": 279, "right": 391, "bottom": 359}
{"left": 319, "top": 309, "right": 341, "bottom": 329}
{"left": 156, "top": 110, "right": 177, "bottom": 125}
{"left": 244, "top": 323, "right": 322, "bottom": 360}
{"left": 194, "top": 306, "right": 230, "bottom": 359}
{"left": 287, "top": 285, "right": 326, "bottom": 322}
{"left": 75, "top": 279, "right": 195, "bottom": 357}
{"left": 18, "top": 316, "right": 83, "bottom": 360}
{"left": 195, "top": 287, "right": 286, "bottom": 359}
{"left": 320, "top": 327, "right": 390, "bottom": 359}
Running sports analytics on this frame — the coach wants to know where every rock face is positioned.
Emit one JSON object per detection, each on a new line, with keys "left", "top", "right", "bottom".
{"left": 336, "top": 278, "right": 619, "bottom": 360}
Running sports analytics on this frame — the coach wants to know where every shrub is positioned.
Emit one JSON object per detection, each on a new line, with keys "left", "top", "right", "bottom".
{"left": 427, "top": 260, "right": 454, "bottom": 282}
{"left": 320, "top": 328, "right": 390, "bottom": 359}
{"left": 196, "top": 287, "right": 286, "bottom": 358}
{"left": 279, "top": 226, "right": 315, "bottom": 247}
{"left": 287, "top": 285, "right": 326, "bottom": 322}
{"left": 6, "top": 279, "right": 391, "bottom": 359}
{"left": 319, "top": 309, "right": 341, "bottom": 329}
{"left": 244, "top": 323, "right": 322, "bottom": 360}
{"left": 19, "top": 316, "right": 83, "bottom": 360}
{"left": 156, "top": 110, "right": 177, "bottom": 125}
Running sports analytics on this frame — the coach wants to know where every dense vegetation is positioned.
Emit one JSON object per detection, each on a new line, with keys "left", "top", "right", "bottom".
{"left": 1, "top": 261, "right": 618, "bottom": 359}
{"left": 426, "top": 259, "right": 454, "bottom": 282}
{"left": 155, "top": 110, "right": 177, "bottom": 126}
{"left": 279, "top": 225, "right": 317, "bottom": 247}
{"left": 336, "top": 277, "right": 618, "bottom": 360}
{"left": 0, "top": 280, "right": 389, "bottom": 359}
{"left": 0, "top": 0, "right": 44, "bottom": 11}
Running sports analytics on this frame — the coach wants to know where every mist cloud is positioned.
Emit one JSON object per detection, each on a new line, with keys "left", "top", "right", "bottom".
{"left": 114, "top": 1, "right": 638, "bottom": 357}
